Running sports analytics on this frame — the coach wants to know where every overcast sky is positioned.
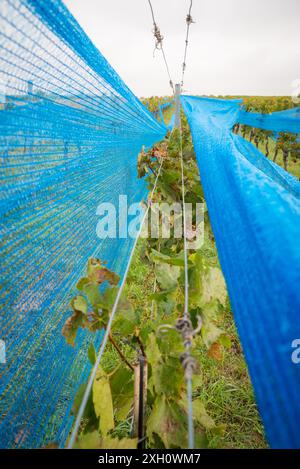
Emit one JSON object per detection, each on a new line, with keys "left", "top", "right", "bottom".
{"left": 64, "top": 0, "right": 300, "bottom": 97}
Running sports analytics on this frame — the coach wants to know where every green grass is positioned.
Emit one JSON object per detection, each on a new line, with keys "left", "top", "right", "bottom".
{"left": 196, "top": 304, "right": 267, "bottom": 448}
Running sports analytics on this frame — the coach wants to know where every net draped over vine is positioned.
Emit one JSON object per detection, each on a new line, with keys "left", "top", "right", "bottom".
{"left": 0, "top": 0, "right": 166, "bottom": 448}
{"left": 237, "top": 106, "right": 300, "bottom": 134}
{"left": 182, "top": 95, "right": 300, "bottom": 449}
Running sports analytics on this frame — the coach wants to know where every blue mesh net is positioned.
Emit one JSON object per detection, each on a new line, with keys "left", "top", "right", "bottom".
{"left": 0, "top": 0, "right": 165, "bottom": 448}
{"left": 182, "top": 95, "right": 300, "bottom": 449}
{"left": 238, "top": 106, "right": 300, "bottom": 134}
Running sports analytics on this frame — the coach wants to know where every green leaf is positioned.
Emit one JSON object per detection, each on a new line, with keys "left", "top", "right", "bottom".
{"left": 84, "top": 283, "right": 104, "bottom": 309}
{"left": 103, "top": 269, "right": 120, "bottom": 286}
{"left": 102, "top": 286, "right": 118, "bottom": 308}
{"left": 179, "top": 396, "right": 215, "bottom": 432}
{"left": 155, "top": 263, "right": 180, "bottom": 290}
{"left": 147, "top": 396, "right": 188, "bottom": 448}
{"left": 151, "top": 249, "right": 186, "bottom": 266}
{"left": 152, "top": 290, "right": 176, "bottom": 316}
{"left": 72, "top": 382, "right": 98, "bottom": 431}
{"left": 100, "top": 436, "right": 137, "bottom": 449}
{"left": 152, "top": 357, "right": 184, "bottom": 396}
{"left": 140, "top": 323, "right": 153, "bottom": 344}
{"left": 201, "top": 322, "right": 223, "bottom": 348}
{"left": 192, "top": 373, "right": 202, "bottom": 391}
{"left": 146, "top": 333, "right": 162, "bottom": 368}
{"left": 219, "top": 333, "right": 232, "bottom": 349}
{"left": 88, "top": 343, "right": 96, "bottom": 366}
{"left": 74, "top": 431, "right": 101, "bottom": 449}
{"left": 93, "top": 366, "right": 114, "bottom": 436}
{"left": 189, "top": 252, "right": 227, "bottom": 309}
{"left": 110, "top": 366, "right": 134, "bottom": 422}
{"left": 150, "top": 288, "right": 175, "bottom": 301}
{"left": 194, "top": 429, "right": 208, "bottom": 449}
{"left": 116, "top": 397, "right": 133, "bottom": 421}
{"left": 113, "top": 308, "right": 137, "bottom": 336}
{"left": 87, "top": 258, "right": 120, "bottom": 285}
{"left": 62, "top": 310, "right": 83, "bottom": 346}
{"left": 202, "top": 267, "right": 227, "bottom": 306}
{"left": 160, "top": 169, "right": 180, "bottom": 185}
{"left": 147, "top": 396, "right": 168, "bottom": 447}
{"left": 74, "top": 433, "right": 137, "bottom": 449}
{"left": 73, "top": 295, "right": 88, "bottom": 314}
{"left": 192, "top": 398, "right": 216, "bottom": 430}
{"left": 76, "top": 277, "right": 90, "bottom": 291}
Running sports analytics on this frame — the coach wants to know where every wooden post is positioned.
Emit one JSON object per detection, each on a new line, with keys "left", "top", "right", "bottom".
{"left": 132, "top": 355, "right": 148, "bottom": 448}
{"left": 174, "top": 83, "right": 181, "bottom": 128}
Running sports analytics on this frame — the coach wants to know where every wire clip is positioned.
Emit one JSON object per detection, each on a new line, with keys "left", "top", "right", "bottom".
{"left": 175, "top": 316, "right": 202, "bottom": 380}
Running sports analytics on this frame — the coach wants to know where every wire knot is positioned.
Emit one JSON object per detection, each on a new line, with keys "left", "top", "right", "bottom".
{"left": 186, "top": 14, "right": 194, "bottom": 25}
{"left": 175, "top": 315, "right": 202, "bottom": 347}
{"left": 153, "top": 23, "right": 163, "bottom": 49}
{"left": 180, "top": 352, "right": 198, "bottom": 380}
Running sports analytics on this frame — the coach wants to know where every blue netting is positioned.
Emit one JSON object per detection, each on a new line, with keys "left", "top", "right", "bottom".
{"left": 181, "top": 95, "right": 300, "bottom": 449}
{"left": 238, "top": 106, "right": 300, "bottom": 134}
{"left": 0, "top": 0, "right": 165, "bottom": 448}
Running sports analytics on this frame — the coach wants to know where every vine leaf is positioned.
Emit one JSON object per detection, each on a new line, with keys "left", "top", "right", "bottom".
{"left": 74, "top": 431, "right": 101, "bottom": 449}
{"left": 72, "top": 382, "right": 98, "bottom": 431}
{"left": 189, "top": 251, "right": 227, "bottom": 309}
{"left": 72, "top": 295, "right": 88, "bottom": 314}
{"left": 152, "top": 357, "right": 184, "bottom": 396}
{"left": 110, "top": 366, "right": 134, "bottom": 422}
{"left": 202, "top": 267, "right": 227, "bottom": 306}
{"left": 146, "top": 333, "right": 162, "bottom": 367}
{"left": 151, "top": 248, "right": 186, "bottom": 266}
{"left": 193, "top": 399, "right": 216, "bottom": 430}
{"left": 219, "top": 333, "right": 232, "bottom": 349}
{"left": 76, "top": 277, "right": 90, "bottom": 291}
{"left": 88, "top": 343, "right": 96, "bottom": 366}
{"left": 75, "top": 432, "right": 137, "bottom": 449}
{"left": 100, "top": 436, "right": 137, "bottom": 449}
{"left": 87, "top": 258, "right": 120, "bottom": 285}
{"left": 113, "top": 308, "right": 137, "bottom": 336}
{"left": 180, "top": 396, "right": 215, "bottom": 431}
{"left": 93, "top": 366, "right": 114, "bottom": 436}
{"left": 146, "top": 395, "right": 169, "bottom": 447}
{"left": 147, "top": 396, "right": 188, "bottom": 448}
{"left": 155, "top": 263, "right": 180, "bottom": 290}
{"left": 201, "top": 322, "right": 223, "bottom": 349}
{"left": 62, "top": 311, "right": 83, "bottom": 346}
{"left": 84, "top": 283, "right": 103, "bottom": 309}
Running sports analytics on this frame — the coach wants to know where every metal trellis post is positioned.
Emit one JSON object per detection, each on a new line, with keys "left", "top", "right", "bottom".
{"left": 174, "top": 83, "right": 181, "bottom": 128}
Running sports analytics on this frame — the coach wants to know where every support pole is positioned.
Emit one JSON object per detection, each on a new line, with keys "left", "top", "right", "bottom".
{"left": 174, "top": 83, "right": 181, "bottom": 128}
{"left": 132, "top": 355, "right": 148, "bottom": 448}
